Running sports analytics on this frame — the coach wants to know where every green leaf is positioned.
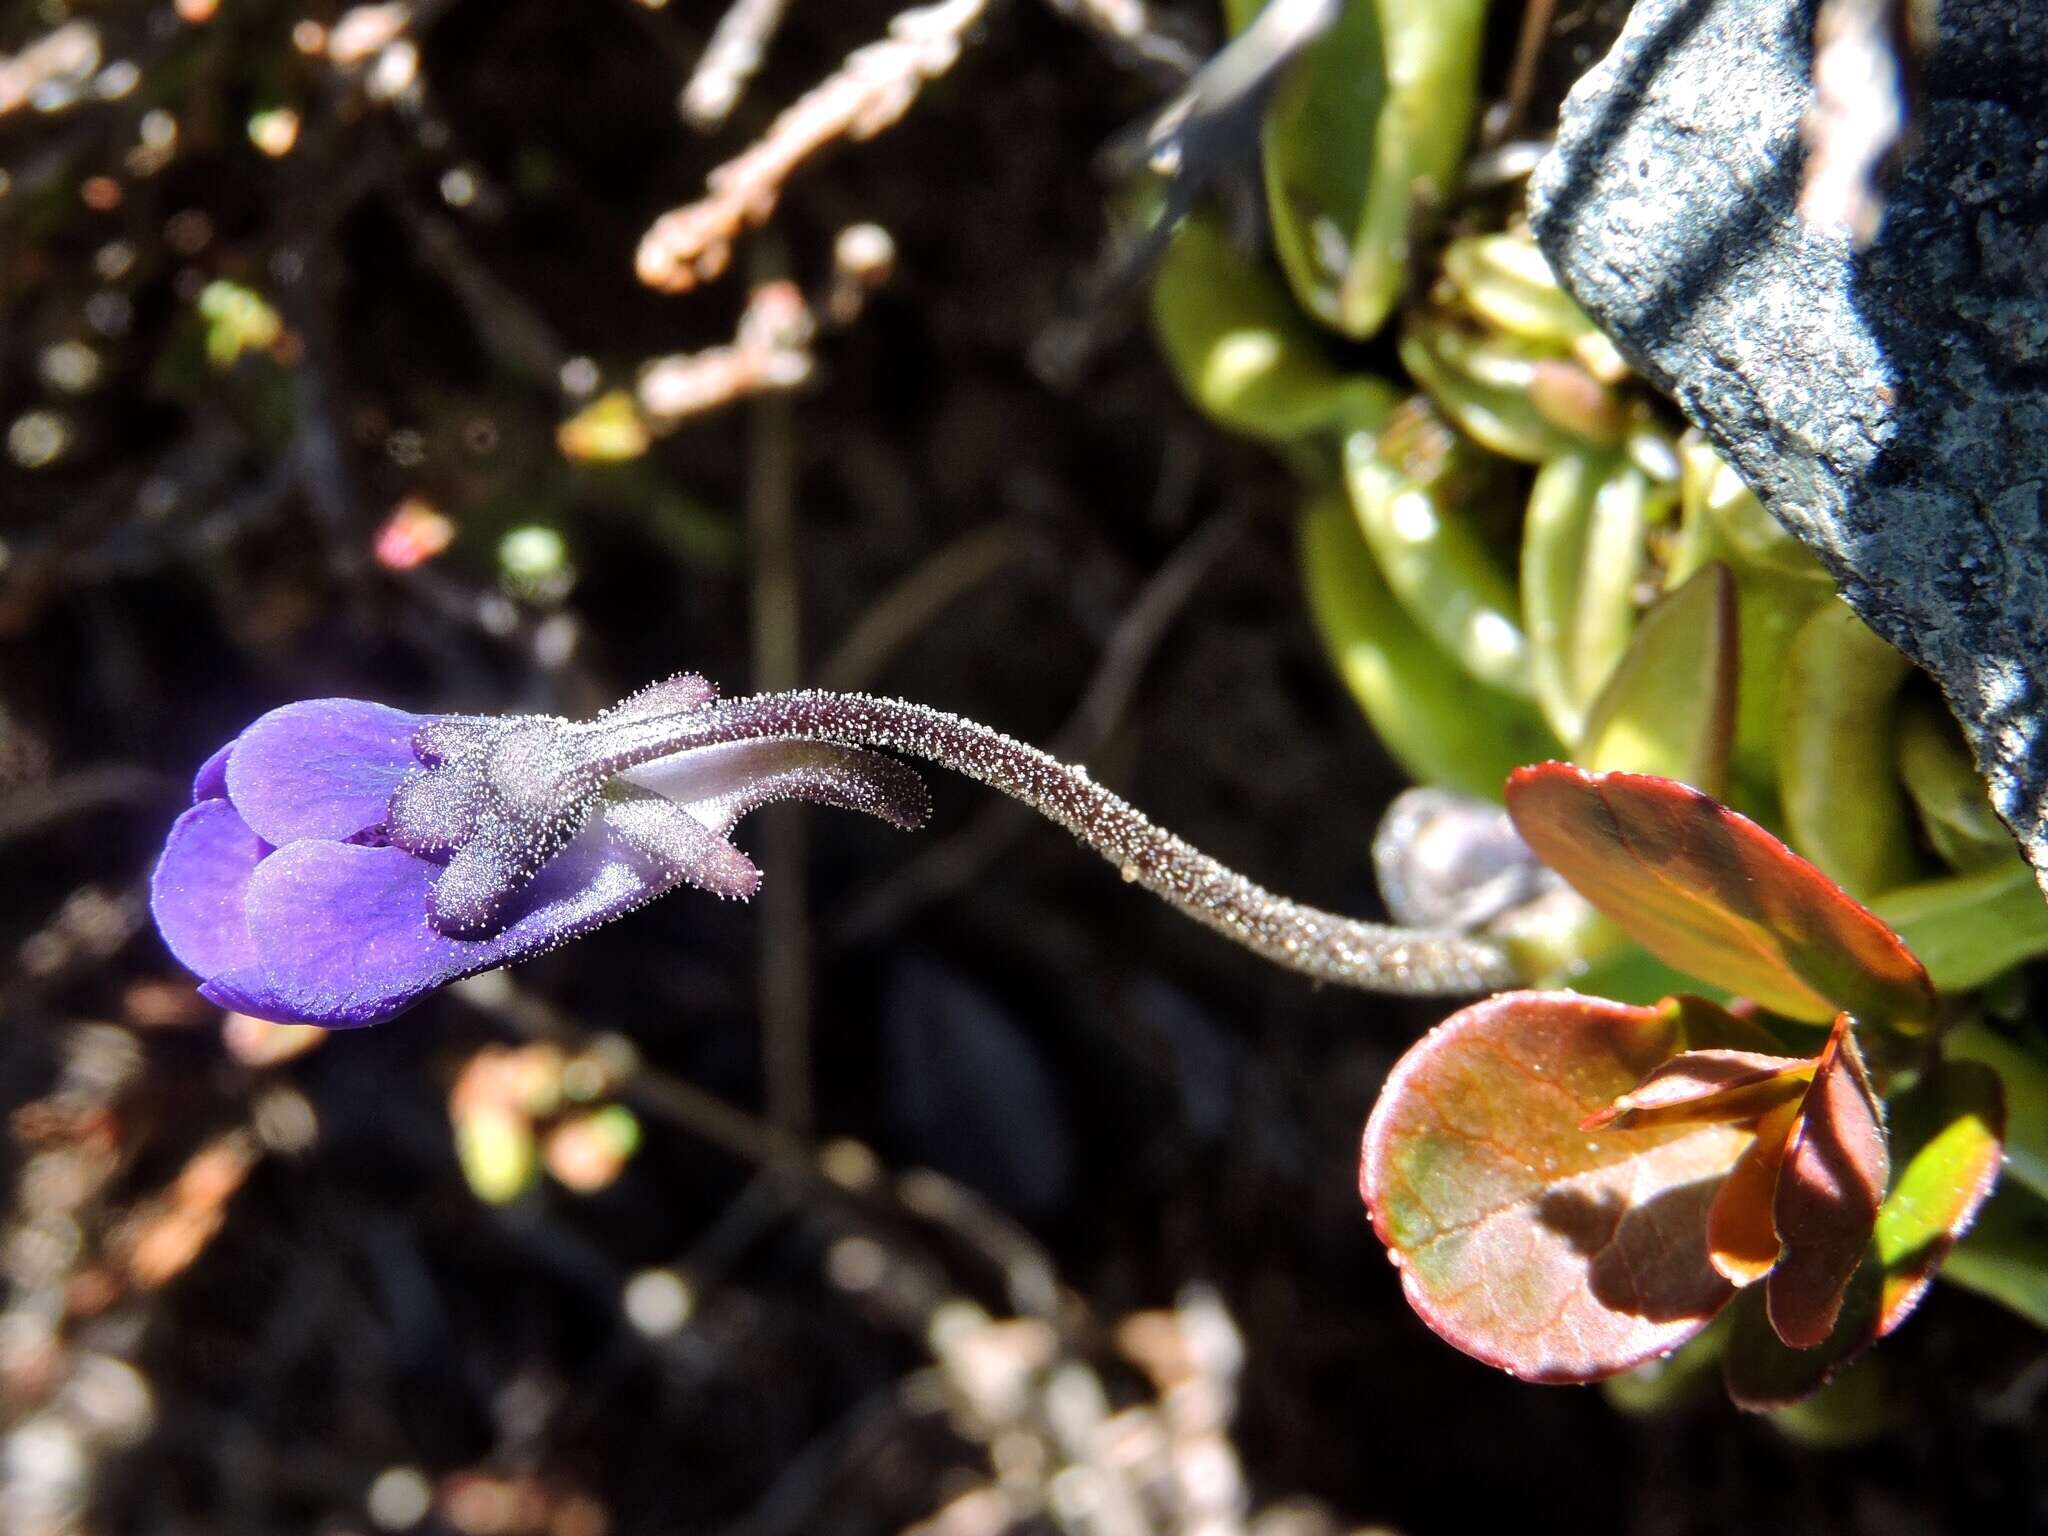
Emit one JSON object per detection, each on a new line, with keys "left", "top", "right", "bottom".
{"left": 1505, "top": 764, "right": 1937, "bottom": 1030}
{"left": 1939, "top": 1180, "right": 2048, "bottom": 1331}
{"left": 1777, "top": 600, "right": 1921, "bottom": 900}
{"left": 1400, "top": 322, "right": 1620, "bottom": 462}
{"left": 1944, "top": 1022, "right": 2048, "bottom": 1201}
{"left": 1361, "top": 990, "right": 1746, "bottom": 1382}
{"left": 1875, "top": 1058, "right": 2005, "bottom": 1336}
{"left": 1228, "top": 0, "right": 1387, "bottom": 333}
{"left": 1876, "top": 859, "right": 2048, "bottom": 995}
{"left": 1521, "top": 450, "right": 1649, "bottom": 745}
{"left": 1896, "top": 694, "right": 2013, "bottom": 871}
{"left": 1664, "top": 441, "right": 1831, "bottom": 824}
{"left": 1342, "top": 400, "right": 1530, "bottom": 696}
{"left": 1300, "top": 492, "right": 1560, "bottom": 799}
{"left": 1579, "top": 561, "right": 1737, "bottom": 796}
{"left": 1441, "top": 234, "right": 1595, "bottom": 349}
{"left": 1338, "top": 0, "right": 1488, "bottom": 336}
{"left": 1150, "top": 214, "right": 1378, "bottom": 443}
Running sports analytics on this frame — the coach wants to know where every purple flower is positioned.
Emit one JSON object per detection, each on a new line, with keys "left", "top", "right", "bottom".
{"left": 151, "top": 678, "right": 928, "bottom": 1028}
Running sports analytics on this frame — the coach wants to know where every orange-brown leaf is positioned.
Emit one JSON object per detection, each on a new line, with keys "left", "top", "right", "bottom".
{"left": 1583, "top": 1048, "right": 1813, "bottom": 1132}
{"left": 1505, "top": 765, "right": 1935, "bottom": 1030}
{"left": 1708, "top": 1098, "right": 1801, "bottom": 1287}
{"left": 1361, "top": 991, "right": 1745, "bottom": 1382}
{"left": 1766, "top": 1015, "right": 1888, "bottom": 1349}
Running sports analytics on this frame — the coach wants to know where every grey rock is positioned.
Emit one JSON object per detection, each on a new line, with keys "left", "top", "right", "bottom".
{"left": 1529, "top": 0, "right": 2048, "bottom": 897}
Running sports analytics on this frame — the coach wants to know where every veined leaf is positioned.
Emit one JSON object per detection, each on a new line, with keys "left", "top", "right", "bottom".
{"left": 1361, "top": 991, "right": 1747, "bottom": 1382}
{"left": 1506, "top": 764, "right": 1936, "bottom": 1031}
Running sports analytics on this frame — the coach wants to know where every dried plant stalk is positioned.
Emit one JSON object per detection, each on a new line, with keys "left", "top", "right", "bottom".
{"left": 636, "top": 0, "right": 988, "bottom": 293}
{"left": 681, "top": 0, "right": 795, "bottom": 130}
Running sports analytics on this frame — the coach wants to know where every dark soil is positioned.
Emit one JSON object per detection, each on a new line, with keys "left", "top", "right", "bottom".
{"left": 2, "top": 3, "right": 2042, "bottom": 1534}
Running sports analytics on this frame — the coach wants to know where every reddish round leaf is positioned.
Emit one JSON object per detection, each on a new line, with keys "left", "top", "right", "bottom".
{"left": 1361, "top": 991, "right": 1746, "bottom": 1382}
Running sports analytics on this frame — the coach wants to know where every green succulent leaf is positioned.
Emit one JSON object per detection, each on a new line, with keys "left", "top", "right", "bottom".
{"left": 1225, "top": 0, "right": 1387, "bottom": 334}
{"left": 1875, "top": 1058, "right": 2005, "bottom": 1336}
{"left": 1300, "top": 492, "right": 1560, "bottom": 799}
{"left": 1521, "top": 450, "right": 1649, "bottom": 745}
{"left": 1151, "top": 214, "right": 1379, "bottom": 442}
{"left": 1342, "top": 400, "right": 1531, "bottom": 696}
{"left": 1337, "top": 0, "right": 1488, "bottom": 336}
{"left": 1579, "top": 561, "right": 1737, "bottom": 797}
{"left": 1778, "top": 600, "right": 1920, "bottom": 900}
{"left": 1441, "top": 234, "right": 1595, "bottom": 349}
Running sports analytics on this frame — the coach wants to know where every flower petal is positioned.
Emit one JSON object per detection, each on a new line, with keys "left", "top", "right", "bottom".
{"left": 226, "top": 699, "right": 430, "bottom": 844}
{"left": 192, "top": 740, "right": 235, "bottom": 802}
{"left": 198, "top": 965, "right": 304, "bottom": 1023}
{"left": 603, "top": 789, "right": 761, "bottom": 900}
{"left": 242, "top": 842, "right": 452, "bottom": 1025}
{"left": 243, "top": 800, "right": 708, "bottom": 1026}
{"left": 622, "top": 737, "right": 930, "bottom": 835}
{"left": 606, "top": 672, "right": 718, "bottom": 720}
{"left": 151, "top": 799, "right": 270, "bottom": 980}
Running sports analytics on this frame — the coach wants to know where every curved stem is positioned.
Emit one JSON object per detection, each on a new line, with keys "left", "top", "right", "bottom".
{"left": 597, "top": 690, "right": 1523, "bottom": 996}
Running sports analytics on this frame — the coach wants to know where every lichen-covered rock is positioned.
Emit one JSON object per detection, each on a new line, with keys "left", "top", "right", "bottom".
{"left": 1529, "top": 0, "right": 2048, "bottom": 897}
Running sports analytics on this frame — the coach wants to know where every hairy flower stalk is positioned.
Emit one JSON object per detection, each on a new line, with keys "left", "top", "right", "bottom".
{"left": 588, "top": 690, "right": 1521, "bottom": 995}
{"left": 152, "top": 679, "right": 1520, "bottom": 1028}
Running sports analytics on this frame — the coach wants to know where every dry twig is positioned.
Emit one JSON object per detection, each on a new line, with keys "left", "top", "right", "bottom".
{"left": 682, "top": 0, "right": 796, "bottom": 131}
{"left": 636, "top": 0, "right": 989, "bottom": 293}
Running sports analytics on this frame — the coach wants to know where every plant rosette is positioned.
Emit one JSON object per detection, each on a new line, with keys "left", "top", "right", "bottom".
{"left": 1360, "top": 764, "right": 2007, "bottom": 1407}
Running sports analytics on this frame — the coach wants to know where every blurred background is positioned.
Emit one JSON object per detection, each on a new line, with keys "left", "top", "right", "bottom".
{"left": 2, "top": 2, "right": 2043, "bottom": 1533}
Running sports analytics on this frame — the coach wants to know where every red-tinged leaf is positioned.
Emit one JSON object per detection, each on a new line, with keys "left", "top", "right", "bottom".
{"left": 1708, "top": 1098, "right": 1801, "bottom": 1286}
{"left": 1724, "top": 1252, "right": 1881, "bottom": 1411}
{"left": 1582, "top": 1049, "right": 1813, "bottom": 1132}
{"left": 1360, "top": 991, "right": 1747, "bottom": 1383}
{"left": 1505, "top": 764, "right": 1936, "bottom": 1031}
{"left": 1876, "top": 1058, "right": 2006, "bottom": 1336}
{"left": 1767, "top": 1016, "right": 1888, "bottom": 1348}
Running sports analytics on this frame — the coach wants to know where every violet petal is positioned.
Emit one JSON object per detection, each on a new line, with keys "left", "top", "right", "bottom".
{"left": 198, "top": 965, "right": 305, "bottom": 1024}
{"left": 151, "top": 799, "right": 270, "bottom": 979}
{"left": 192, "top": 739, "right": 235, "bottom": 802}
{"left": 226, "top": 699, "right": 430, "bottom": 845}
{"left": 244, "top": 804, "right": 701, "bottom": 1026}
